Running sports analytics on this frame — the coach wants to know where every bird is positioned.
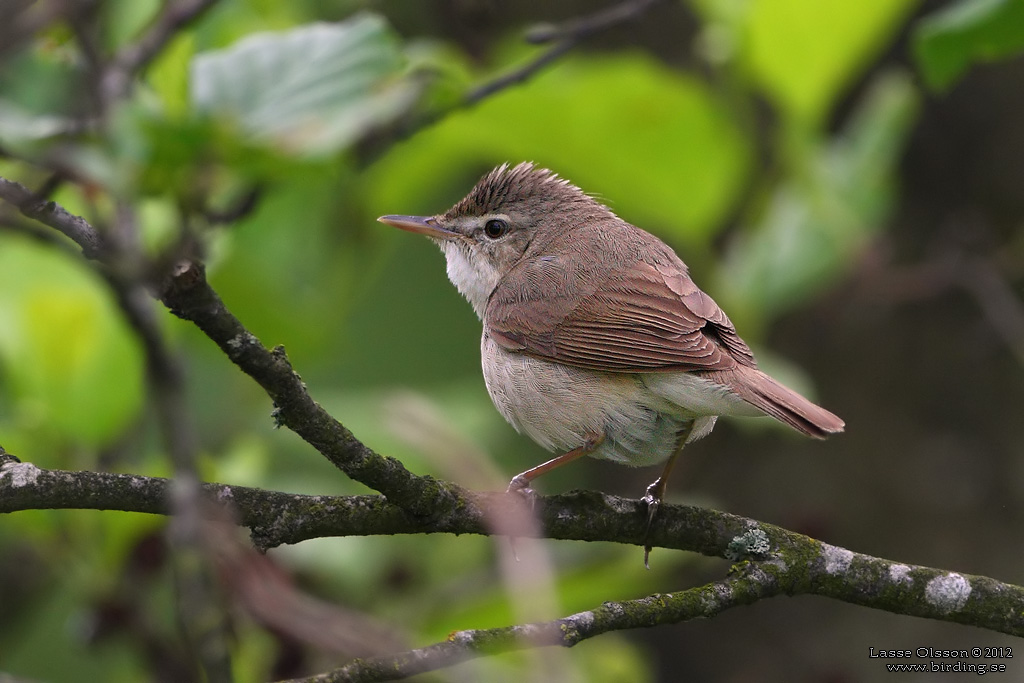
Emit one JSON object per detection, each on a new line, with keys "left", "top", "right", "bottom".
{"left": 379, "top": 162, "right": 843, "bottom": 562}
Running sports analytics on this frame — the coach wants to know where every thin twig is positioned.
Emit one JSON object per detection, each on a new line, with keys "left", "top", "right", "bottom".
{"left": 463, "top": 40, "right": 578, "bottom": 106}
{"left": 201, "top": 184, "right": 264, "bottom": 225}
{"left": 0, "top": 176, "right": 105, "bottom": 256}
{"left": 467, "top": 0, "right": 663, "bottom": 105}
{"left": 957, "top": 256, "right": 1024, "bottom": 366}
{"left": 524, "top": 0, "right": 663, "bottom": 44}
{"left": 853, "top": 234, "right": 1024, "bottom": 366}
{"left": 102, "top": 0, "right": 222, "bottom": 101}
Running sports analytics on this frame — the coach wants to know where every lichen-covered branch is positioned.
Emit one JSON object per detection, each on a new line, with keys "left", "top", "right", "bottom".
{"left": 280, "top": 575, "right": 767, "bottom": 683}
{"left": 156, "top": 260, "right": 465, "bottom": 519}
{"left": 3, "top": 456, "right": 1023, "bottom": 657}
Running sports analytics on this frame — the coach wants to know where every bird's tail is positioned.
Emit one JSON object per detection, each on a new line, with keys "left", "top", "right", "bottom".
{"left": 718, "top": 366, "right": 845, "bottom": 439}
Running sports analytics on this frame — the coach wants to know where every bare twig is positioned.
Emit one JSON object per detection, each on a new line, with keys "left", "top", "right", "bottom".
{"left": 203, "top": 514, "right": 410, "bottom": 658}
{"left": 463, "top": 40, "right": 578, "bottom": 106}
{"left": 0, "top": 0, "right": 67, "bottom": 59}
{"left": 467, "top": 0, "right": 663, "bottom": 105}
{"left": 102, "top": 0, "right": 222, "bottom": 101}
{"left": 0, "top": 175, "right": 231, "bottom": 681}
{"left": 524, "top": 0, "right": 663, "bottom": 44}
{"left": 201, "top": 184, "right": 264, "bottom": 225}
{"left": 0, "top": 176, "right": 104, "bottom": 256}
{"left": 853, "top": 235, "right": 1024, "bottom": 366}
{"left": 957, "top": 255, "right": 1024, "bottom": 366}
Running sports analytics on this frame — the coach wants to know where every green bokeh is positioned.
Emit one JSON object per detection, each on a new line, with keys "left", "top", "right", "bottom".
{"left": 0, "top": 237, "right": 144, "bottom": 453}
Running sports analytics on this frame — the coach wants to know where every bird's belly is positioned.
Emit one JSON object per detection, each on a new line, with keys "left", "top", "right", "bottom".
{"left": 640, "top": 372, "right": 762, "bottom": 418}
{"left": 481, "top": 335, "right": 688, "bottom": 467}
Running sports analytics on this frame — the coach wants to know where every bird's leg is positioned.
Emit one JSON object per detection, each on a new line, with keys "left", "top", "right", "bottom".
{"left": 504, "top": 432, "right": 605, "bottom": 562}
{"left": 641, "top": 422, "right": 693, "bottom": 568}
{"left": 506, "top": 431, "right": 606, "bottom": 500}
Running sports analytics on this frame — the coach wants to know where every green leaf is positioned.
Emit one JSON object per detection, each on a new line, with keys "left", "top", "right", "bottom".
{"left": 727, "top": 0, "right": 917, "bottom": 125}
{"left": 717, "top": 71, "right": 919, "bottom": 327}
{"left": 99, "top": 0, "right": 161, "bottom": 51}
{"left": 364, "top": 52, "right": 750, "bottom": 243}
{"left": 0, "top": 100, "right": 77, "bottom": 146}
{"left": 913, "top": 0, "right": 1024, "bottom": 91}
{"left": 147, "top": 32, "right": 195, "bottom": 119}
{"left": 0, "top": 236, "right": 145, "bottom": 449}
{"left": 190, "top": 14, "right": 421, "bottom": 155}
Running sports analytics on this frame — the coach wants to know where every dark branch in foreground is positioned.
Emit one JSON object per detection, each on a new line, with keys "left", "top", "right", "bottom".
{"left": 4, "top": 457, "right": 1024, "bottom": 673}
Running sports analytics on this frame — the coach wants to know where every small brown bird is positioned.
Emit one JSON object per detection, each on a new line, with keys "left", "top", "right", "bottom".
{"left": 380, "top": 162, "right": 843, "bottom": 559}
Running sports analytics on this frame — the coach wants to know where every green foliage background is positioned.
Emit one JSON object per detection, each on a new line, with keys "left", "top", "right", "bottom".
{"left": 1, "top": 0, "right": 1023, "bottom": 681}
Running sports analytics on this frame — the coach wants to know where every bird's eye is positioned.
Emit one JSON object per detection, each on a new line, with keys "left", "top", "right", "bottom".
{"left": 483, "top": 218, "right": 509, "bottom": 239}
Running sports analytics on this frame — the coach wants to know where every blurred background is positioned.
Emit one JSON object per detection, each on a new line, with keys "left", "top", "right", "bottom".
{"left": 1, "top": 0, "right": 1023, "bottom": 681}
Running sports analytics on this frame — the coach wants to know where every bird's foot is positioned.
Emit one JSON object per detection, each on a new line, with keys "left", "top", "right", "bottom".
{"left": 506, "top": 474, "right": 538, "bottom": 509}
{"left": 504, "top": 475, "right": 539, "bottom": 562}
{"left": 640, "top": 478, "right": 665, "bottom": 570}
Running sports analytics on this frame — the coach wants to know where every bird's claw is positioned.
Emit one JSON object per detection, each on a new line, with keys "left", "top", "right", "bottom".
{"left": 641, "top": 480, "right": 664, "bottom": 570}
{"left": 506, "top": 475, "right": 537, "bottom": 510}
{"left": 504, "top": 475, "right": 539, "bottom": 562}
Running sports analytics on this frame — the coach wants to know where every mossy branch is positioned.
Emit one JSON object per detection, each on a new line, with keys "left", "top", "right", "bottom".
{"left": 3, "top": 455, "right": 1023, "bottom": 672}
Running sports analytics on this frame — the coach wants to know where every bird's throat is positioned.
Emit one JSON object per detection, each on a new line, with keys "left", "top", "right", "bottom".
{"left": 438, "top": 240, "right": 500, "bottom": 320}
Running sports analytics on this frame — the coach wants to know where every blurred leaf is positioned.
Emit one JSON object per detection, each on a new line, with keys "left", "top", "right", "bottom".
{"left": 715, "top": 0, "right": 917, "bottom": 125}
{"left": 717, "top": 71, "right": 919, "bottom": 326}
{"left": 0, "top": 41, "right": 84, "bottom": 120}
{"left": 365, "top": 52, "right": 750, "bottom": 243}
{"left": 99, "top": 0, "right": 161, "bottom": 51}
{"left": 0, "top": 237, "right": 144, "bottom": 449}
{"left": 147, "top": 32, "right": 195, "bottom": 119}
{"left": 206, "top": 161, "right": 366, "bottom": 364}
{"left": 190, "top": 14, "right": 421, "bottom": 155}
{"left": 0, "top": 99, "right": 77, "bottom": 146}
{"left": 913, "top": 0, "right": 1024, "bottom": 91}
{"left": 2, "top": 579, "right": 147, "bottom": 683}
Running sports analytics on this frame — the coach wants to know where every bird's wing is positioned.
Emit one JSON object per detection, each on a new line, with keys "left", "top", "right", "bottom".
{"left": 485, "top": 257, "right": 757, "bottom": 373}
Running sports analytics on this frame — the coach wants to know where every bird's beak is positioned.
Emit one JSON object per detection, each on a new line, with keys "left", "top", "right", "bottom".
{"left": 378, "top": 215, "right": 459, "bottom": 240}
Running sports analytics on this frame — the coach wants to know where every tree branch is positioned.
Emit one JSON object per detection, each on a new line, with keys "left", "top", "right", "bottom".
{"left": 280, "top": 574, "right": 768, "bottom": 683}
{"left": 3, "top": 457, "right": 1023, "bottom": 659}
{"left": 0, "top": 176, "right": 105, "bottom": 257}
{"left": 156, "top": 260, "right": 464, "bottom": 519}
{"left": 467, "top": 0, "right": 663, "bottom": 105}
